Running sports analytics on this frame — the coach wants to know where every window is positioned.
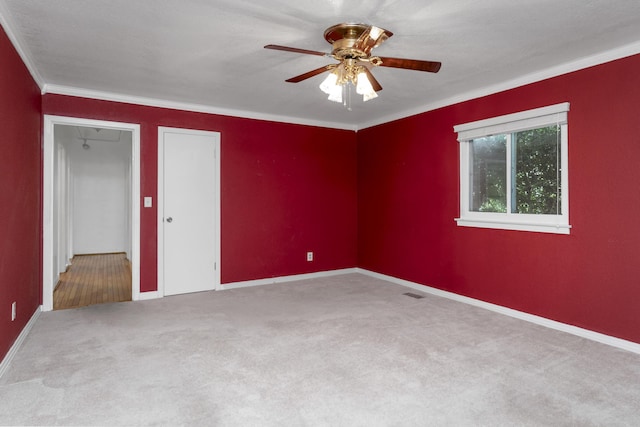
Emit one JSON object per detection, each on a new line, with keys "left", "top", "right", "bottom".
{"left": 454, "top": 103, "right": 570, "bottom": 234}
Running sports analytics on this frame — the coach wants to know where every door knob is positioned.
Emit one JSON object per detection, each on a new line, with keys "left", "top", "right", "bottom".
{"left": 166, "top": 217, "right": 173, "bottom": 223}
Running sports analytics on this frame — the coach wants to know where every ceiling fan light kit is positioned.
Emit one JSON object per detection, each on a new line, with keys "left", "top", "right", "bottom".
{"left": 265, "top": 23, "right": 441, "bottom": 109}
{"left": 318, "top": 60, "right": 378, "bottom": 108}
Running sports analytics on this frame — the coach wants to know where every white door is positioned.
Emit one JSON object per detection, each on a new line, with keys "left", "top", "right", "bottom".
{"left": 159, "top": 127, "right": 220, "bottom": 296}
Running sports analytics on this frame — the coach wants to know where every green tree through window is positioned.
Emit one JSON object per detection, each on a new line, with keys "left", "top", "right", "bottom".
{"left": 470, "top": 125, "right": 560, "bottom": 215}
{"left": 471, "top": 135, "right": 507, "bottom": 212}
{"left": 513, "top": 126, "right": 560, "bottom": 215}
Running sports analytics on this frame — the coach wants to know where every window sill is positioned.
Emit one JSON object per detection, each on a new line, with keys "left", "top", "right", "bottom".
{"left": 455, "top": 217, "right": 571, "bottom": 234}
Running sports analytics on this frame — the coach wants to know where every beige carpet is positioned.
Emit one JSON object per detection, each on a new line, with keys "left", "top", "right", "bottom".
{"left": 1, "top": 273, "right": 639, "bottom": 426}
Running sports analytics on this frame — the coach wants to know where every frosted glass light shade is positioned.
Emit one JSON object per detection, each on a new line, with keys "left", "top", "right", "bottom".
{"left": 327, "top": 85, "right": 343, "bottom": 103}
{"left": 320, "top": 72, "right": 342, "bottom": 103}
{"left": 356, "top": 72, "right": 378, "bottom": 102}
{"left": 320, "top": 73, "right": 338, "bottom": 94}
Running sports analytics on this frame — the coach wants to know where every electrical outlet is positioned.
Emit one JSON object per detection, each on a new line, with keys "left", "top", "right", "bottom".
{"left": 11, "top": 302, "right": 16, "bottom": 321}
{"left": 307, "top": 251, "right": 313, "bottom": 262}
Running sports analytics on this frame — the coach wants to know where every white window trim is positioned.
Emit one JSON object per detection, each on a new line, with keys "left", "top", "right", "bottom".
{"left": 454, "top": 103, "right": 571, "bottom": 235}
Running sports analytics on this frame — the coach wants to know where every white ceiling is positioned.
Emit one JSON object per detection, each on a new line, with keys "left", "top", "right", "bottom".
{"left": 1, "top": 0, "right": 640, "bottom": 130}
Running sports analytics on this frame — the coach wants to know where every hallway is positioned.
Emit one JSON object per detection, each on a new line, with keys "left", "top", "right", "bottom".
{"left": 53, "top": 253, "right": 132, "bottom": 310}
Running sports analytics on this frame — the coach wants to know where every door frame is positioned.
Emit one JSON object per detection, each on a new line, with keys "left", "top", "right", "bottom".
{"left": 43, "top": 115, "right": 141, "bottom": 311}
{"left": 157, "top": 127, "right": 221, "bottom": 296}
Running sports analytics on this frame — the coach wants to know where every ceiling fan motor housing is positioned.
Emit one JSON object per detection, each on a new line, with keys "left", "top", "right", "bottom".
{"left": 324, "top": 23, "right": 390, "bottom": 60}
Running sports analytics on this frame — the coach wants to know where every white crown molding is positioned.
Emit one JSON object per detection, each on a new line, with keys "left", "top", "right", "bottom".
{"left": 357, "top": 40, "right": 640, "bottom": 131}
{"left": 0, "top": 306, "right": 41, "bottom": 379}
{"left": 42, "top": 84, "right": 358, "bottom": 132}
{"left": 0, "top": 3, "right": 45, "bottom": 90}
{"left": 357, "top": 268, "right": 640, "bottom": 355}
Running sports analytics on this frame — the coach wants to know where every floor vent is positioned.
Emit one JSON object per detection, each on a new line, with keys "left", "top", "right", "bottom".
{"left": 403, "top": 292, "right": 425, "bottom": 299}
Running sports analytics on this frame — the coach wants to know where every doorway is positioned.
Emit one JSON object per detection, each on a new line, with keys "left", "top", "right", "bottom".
{"left": 43, "top": 116, "right": 141, "bottom": 311}
{"left": 157, "top": 127, "right": 221, "bottom": 296}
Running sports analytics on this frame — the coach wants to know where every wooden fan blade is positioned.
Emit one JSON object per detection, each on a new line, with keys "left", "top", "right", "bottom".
{"left": 354, "top": 26, "right": 393, "bottom": 54}
{"left": 378, "top": 56, "right": 442, "bottom": 73}
{"left": 264, "top": 44, "right": 328, "bottom": 57}
{"left": 363, "top": 67, "right": 383, "bottom": 92}
{"left": 285, "top": 65, "right": 333, "bottom": 83}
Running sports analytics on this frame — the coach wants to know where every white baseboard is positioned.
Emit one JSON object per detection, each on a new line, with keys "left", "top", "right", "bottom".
{"left": 137, "top": 269, "right": 359, "bottom": 298}
{"left": 0, "top": 305, "right": 42, "bottom": 379}
{"left": 137, "top": 290, "right": 161, "bottom": 301}
{"left": 221, "top": 268, "right": 358, "bottom": 290}
{"left": 357, "top": 268, "right": 640, "bottom": 355}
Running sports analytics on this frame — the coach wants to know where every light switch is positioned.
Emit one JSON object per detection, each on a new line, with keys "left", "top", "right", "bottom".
{"left": 144, "top": 197, "right": 153, "bottom": 208}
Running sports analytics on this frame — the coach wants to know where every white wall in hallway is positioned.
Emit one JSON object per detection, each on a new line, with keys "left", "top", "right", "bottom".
{"left": 64, "top": 130, "right": 132, "bottom": 255}
{"left": 54, "top": 141, "right": 71, "bottom": 274}
{"left": 52, "top": 125, "right": 75, "bottom": 282}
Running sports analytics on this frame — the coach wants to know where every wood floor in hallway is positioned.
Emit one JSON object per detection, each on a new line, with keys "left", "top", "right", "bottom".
{"left": 53, "top": 253, "right": 132, "bottom": 310}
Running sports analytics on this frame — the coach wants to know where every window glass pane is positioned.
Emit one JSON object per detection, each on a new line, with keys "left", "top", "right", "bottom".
{"left": 470, "top": 135, "right": 507, "bottom": 212}
{"left": 512, "top": 125, "right": 560, "bottom": 214}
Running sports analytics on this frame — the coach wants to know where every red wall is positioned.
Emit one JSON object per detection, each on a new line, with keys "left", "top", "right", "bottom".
{"left": 358, "top": 53, "right": 640, "bottom": 344}
{"left": 0, "top": 26, "right": 42, "bottom": 358}
{"left": 42, "top": 95, "right": 358, "bottom": 289}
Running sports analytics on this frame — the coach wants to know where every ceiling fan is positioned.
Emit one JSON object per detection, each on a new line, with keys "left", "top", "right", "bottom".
{"left": 264, "top": 23, "right": 441, "bottom": 106}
